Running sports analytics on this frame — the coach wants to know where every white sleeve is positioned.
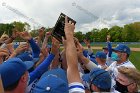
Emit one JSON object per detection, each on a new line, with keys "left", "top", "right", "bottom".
{"left": 78, "top": 63, "right": 84, "bottom": 74}
{"left": 85, "top": 61, "right": 98, "bottom": 71}
{"left": 79, "top": 72, "right": 83, "bottom": 78}
{"left": 69, "top": 82, "right": 85, "bottom": 93}
{"left": 106, "top": 56, "right": 113, "bottom": 66}
{"left": 106, "top": 61, "right": 117, "bottom": 71}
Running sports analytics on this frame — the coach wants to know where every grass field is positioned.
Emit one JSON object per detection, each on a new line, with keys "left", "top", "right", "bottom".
{"left": 82, "top": 43, "right": 140, "bottom": 48}
{"left": 129, "top": 51, "right": 140, "bottom": 70}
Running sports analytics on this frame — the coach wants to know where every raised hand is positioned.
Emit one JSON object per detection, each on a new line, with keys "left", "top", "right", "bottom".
{"left": 51, "top": 37, "right": 60, "bottom": 55}
{"left": 14, "top": 43, "right": 29, "bottom": 55}
{"left": 62, "top": 16, "right": 75, "bottom": 48}
{"left": 0, "top": 49, "right": 9, "bottom": 62}
{"left": 11, "top": 28, "right": 19, "bottom": 39}
{"left": 83, "top": 39, "right": 91, "bottom": 48}
{"left": 45, "top": 32, "right": 51, "bottom": 39}
{"left": 39, "top": 27, "right": 45, "bottom": 37}
{"left": 19, "top": 31, "right": 32, "bottom": 40}
{"left": 0, "top": 48, "right": 9, "bottom": 53}
{"left": 0, "top": 51, "right": 9, "bottom": 58}
{"left": 64, "top": 16, "right": 75, "bottom": 38}
{"left": 76, "top": 43, "right": 84, "bottom": 58}
{"left": 107, "top": 35, "right": 111, "bottom": 42}
{"left": 6, "top": 43, "right": 14, "bottom": 53}
{"left": 74, "top": 37, "right": 79, "bottom": 48}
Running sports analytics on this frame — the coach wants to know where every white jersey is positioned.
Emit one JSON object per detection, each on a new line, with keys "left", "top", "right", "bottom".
{"left": 98, "top": 64, "right": 108, "bottom": 69}
{"left": 107, "top": 60, "right": 135, "bottom": 77}
{"left": 107, "top": 60, "right": 135, "bottom": 92}
{"left": 69, "top": 82, "right": 85, "bottom": 93}
{"left": 116, "top": 60, "right": 135, "bottom": 68}
{"left": 26, "top": 79, "right": 39, "bottom": 93}
{"left": 106, "top": 56, "right": 114, "bottom": 66}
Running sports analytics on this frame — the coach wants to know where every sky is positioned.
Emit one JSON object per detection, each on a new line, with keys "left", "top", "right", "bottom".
{"left": 0, "top": 0, "right": 140, "bottom": 33}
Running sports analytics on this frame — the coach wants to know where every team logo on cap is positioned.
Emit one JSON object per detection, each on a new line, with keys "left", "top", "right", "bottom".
{"left": 124, "top": 48, "right": 127, "bottom": 52}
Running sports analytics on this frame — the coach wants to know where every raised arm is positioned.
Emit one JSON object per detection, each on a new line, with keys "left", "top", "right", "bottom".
{"left": 107, "top": 35, "right": 112, "bottom": 57}
{"left": 37, "top": 27, "right": 45, "bottom": 47}
{"left": 63, "top": 16, "right": 85, "bottom": 93}
{"left": 83, "top": 39, "right": 93, "bottom": 55}
{"left": 19, "top": 31, "right": 40, "bottom": 58}
{"left": 106, "top": 35, "right": 113, "bottom": 66}
{"left": 29, "top": 37, "right": 59, "bottom": 84}
{"left": 4, "top": 29, "right": 18, "bottom": 44}
{"left": 77, "top": 42, "right": 98, "bottom": 71}
{"left": 50, "top": 38, "right": 60, "bottom": 69}
{"left": 41, "top": 31, "right": 51, "bottom": 49}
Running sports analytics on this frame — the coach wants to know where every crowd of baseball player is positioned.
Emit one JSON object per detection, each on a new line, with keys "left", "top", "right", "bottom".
{"left": 0, "top": 17, "right": 140, "bottom": 93}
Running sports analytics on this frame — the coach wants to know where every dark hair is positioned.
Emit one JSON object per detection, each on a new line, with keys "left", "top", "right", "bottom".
{"left": 90, "top": 84, "right": 111, "bottom": 92}
{"left": 126, "top": 54, "right": 129, "bottom": 58}
{"left": 98, "top": 87, "right": 111, "bottom": 92}
{"left": 4, "top": 79, "right": 20, "bottom": 91}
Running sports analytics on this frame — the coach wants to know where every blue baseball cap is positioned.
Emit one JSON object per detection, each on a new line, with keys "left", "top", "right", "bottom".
{"left": 16, "top": 52, "right": 39, "bottom": 63}
{"left": 82, "top": 68, "right": 111, "bottom": 90}
{"left": 0, "top": 58, "right": 30, "bottom": 88}
{"left": 16, "top": 52, "right": 33, "bottom": 61}
{"left": 24, "top": 61, "right": 35, "bottom": 70}
{"left": 95, "top": 51, "right": 106, "bottom": 59}
{"left": 113, "top": 44, "right": 130, "bottom": 55}
{"left": 40, "top": 68, "right": 68, "bottom": 83}
{"left": 32, "top": 58, "right": 39, "bottom": 63}
{"left": 33, "top": 69, "right": 68, "bottom": 93}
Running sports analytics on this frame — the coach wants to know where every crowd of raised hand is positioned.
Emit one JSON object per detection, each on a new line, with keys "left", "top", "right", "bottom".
{"left": 0, "top": 16, "right": 140, "bottom": 93}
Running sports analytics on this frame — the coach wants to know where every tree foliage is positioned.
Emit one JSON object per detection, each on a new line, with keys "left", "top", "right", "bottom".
{"left": 75, "top": 22, "right": 140, "bottom": 42}
{"left": 0, "top": 21, "right": 140, "bottom": 42}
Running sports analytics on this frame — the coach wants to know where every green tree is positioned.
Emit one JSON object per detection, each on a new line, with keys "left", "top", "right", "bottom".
{"left": 74, "top": 31, "right": 84, "bottom": 42}
{"left": 122, "top": 24, "right": 137, "bottom": 42}
{"left": 0, "top": 23, "right": 14, "bottom": 36}
{"left": 99, "top": 28, "right": 108, "bottom": 42}
{"left": 11, "top": 21, "right": 30, "bottom": 32}
{"left": 109, "top": 26, "right": 123, "bottom": 42}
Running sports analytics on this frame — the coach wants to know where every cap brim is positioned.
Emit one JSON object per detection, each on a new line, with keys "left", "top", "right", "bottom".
{"left": 41, "top": 68, "right": 68, "bottom": 83}
{"left": 32, "top": 58, "right": 39, "bottom": 63}
{"left": 24, "top": 61, "right": 34, "bottom": 70}
{"left": 82, "top": 74, "right": 90, "bottom": 83}
{"left": 102, "top": 47, "right": 108, "bottom": 50}
{"left": 112, "top": 48, "right": 121, "bottom": 52}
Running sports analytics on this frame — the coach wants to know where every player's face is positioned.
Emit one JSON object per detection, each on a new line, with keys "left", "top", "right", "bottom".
{"left": 114, "top": 51, "right": 125, "bottom": 61}
{"left": 103, "top": 49, "right": 108, "bottom": 54}
{"left": 116, "top": 72, "right": 137, "bottom": 92}
{"left": 116, "top": 72, "right": 130, "bottom": 85}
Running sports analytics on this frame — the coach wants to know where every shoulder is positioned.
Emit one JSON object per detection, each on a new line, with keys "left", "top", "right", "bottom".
{"left": 119, "top": 60, "right": 135, "bottom": 68}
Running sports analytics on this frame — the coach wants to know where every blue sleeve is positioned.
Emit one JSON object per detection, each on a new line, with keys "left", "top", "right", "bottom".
{"left": 29, "top": 53, "right": 55, "bottom": 84}
{"left": 88, "top": 53, "right": 95, "bottom": 58}
{"left": 83, "top": 50, "right": 88, "bottom": 57}
{"left": 28, "top": 38, "right": 40, "bottom": 58}
{"left": 90, "top": 57, "right": 98, "bottom": 65}
{"left": 107, "top": 42, "right": 112, "bottom": 57}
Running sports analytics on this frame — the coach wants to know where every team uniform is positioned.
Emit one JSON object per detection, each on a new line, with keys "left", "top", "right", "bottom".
{"left": 107, "top": 60, "right": 135, "bottom": 92}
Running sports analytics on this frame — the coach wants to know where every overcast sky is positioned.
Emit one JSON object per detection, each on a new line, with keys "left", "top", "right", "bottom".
{"left": 0, "top": 0, "right": 140, "bottom": 33}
